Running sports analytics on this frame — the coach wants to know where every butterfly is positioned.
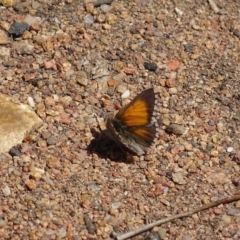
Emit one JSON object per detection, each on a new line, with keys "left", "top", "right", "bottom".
{"left": 106, "top": 88, "right": 159, "bottom": 156}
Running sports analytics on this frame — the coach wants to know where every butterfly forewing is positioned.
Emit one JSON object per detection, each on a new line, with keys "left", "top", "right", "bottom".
{"left": 115, "top": 88, "right": 155, "bottom": 126}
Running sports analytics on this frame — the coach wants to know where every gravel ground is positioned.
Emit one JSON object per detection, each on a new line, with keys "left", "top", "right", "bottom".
{"left": 0, "top": 0, "right": 240, "bottom": 239}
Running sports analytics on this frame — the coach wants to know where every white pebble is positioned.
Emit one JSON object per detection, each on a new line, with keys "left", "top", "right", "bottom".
{"left": 55, "top": 17, "right": 61, "bottom": 25}
{"left": 2, "top": 185, "right": 11, "bottom": 196}
{"left": 121, "top": 90, "right": 130, "bottom": 99}
{"left": 175, "top": 7, "right": 183, "bottom": 16}
{"left": 58, "top": 227, "right": 67, "bottom": 239}
{"left": 27, "top": 96, "right": 35, "bottom": 107}
{"left": 163, "top": 187, "right": 169, "bottom": 196}
{"left": 100, "top": 4, "right": 111, "bottom": 13}
{"left": 227, "top": 147, "right": 234, "bottom": 153}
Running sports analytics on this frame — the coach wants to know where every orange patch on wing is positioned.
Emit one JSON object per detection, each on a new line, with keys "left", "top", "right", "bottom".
{"left": 118, "top": 99, "right": 150, "bottom": 126}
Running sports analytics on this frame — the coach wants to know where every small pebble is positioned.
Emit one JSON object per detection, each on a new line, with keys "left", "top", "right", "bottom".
{"left": 46, "top": 229, "right": 56, "bottom": 235}
{"left": 111, "top": 202, "right": 121, "bottom": 209}
{"left": 58, "top": 227, "right": 67, "bottom": 239}
{"left": 121, "top": 90, "right": 130, "bottom": 99}
{"left": 105, "top": 13, "right": 117, "bottom": 25}
{"left": 47, "top": 156, "right": 61, "bottom": 168}
{"left": 217, "top": 122, "right": 224, "bottom": 132}
{"left": 30, "top": 167, "right": 45, "bottom": 181}
{"left": 168, "top": 87, "right": 177, "bottom": 94}
{"left": 83, "top": 215, "right": 96, "bottom": 234}
{"left": 0, "top": 46, "right": 10, "bottom": 56}
{"left": 227, "top": 208, "right": 240, "bottom": 216}
{"left": 158, "top": 227, "right": 167, "bottom": 239}
{"left": 165, "top": 79, "right": 175, "bottom": 88}
{"left": 175, "top": 7, "right": 183, "bottom": 16}
{"left": 84, "top": 14, "right": 94, "bottom": 24}
{"left": 221, "top": 214, "right": 232, "bottom": 224}
{"left": 231, "top": 28, "right": 240, "bottom": 38}
{"left": 76, "top": 70, "right": 89, "bottom": 86}
{"left": 144, "top": 62, "right": 158, "bottom": 71}
{"left": 25, "top": 179, "right": 37, "bottom": 190}
{"left": 182, "top": 234, "right": 192, "bottom": 240}
{"left": 166, "top": 124, "right": 188, "bottom": 135}
{"left": 153, "top": 21, "right": 158, "bottom": 28}
{"left": 172, "top": 172, "right": 186, "bottom": 185}
{"left": 117, "top": 84, "right": 127, "bottom": 94}
{"left": 27, "top": 96, "right": 35, "bottom": 107}
{"left": 24, "top": 14, "right": 41, "bottom": 26}
{"left": 9, "top": 145, "right": 22, "bottom": 156}
{"left": 227, "top": 147, "right": 234, "bottom": 153}
{"left": 100, "top": 4, "right": 111, "bottom": 13}
{"left": 0, "top": 29, "right": 10, "bottom": 44}
{"left": 47, "top": 136, "right": 58, "bottom": 146}
{"left": 211, "top": 150, "right": 218, "bottom": 157}
{"left": 8, "top": 22, "right": 29, "bottom": 37}
{"left": 2, "top": 185, "right": 11, "bottom": 196}
{"left": 184, "top": 44, "right": 195, "bottom": 52}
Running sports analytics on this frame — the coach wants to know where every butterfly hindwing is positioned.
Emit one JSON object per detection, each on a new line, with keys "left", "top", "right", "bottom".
{"left": 127, "top": 124, "right": 157, "bottom": 147}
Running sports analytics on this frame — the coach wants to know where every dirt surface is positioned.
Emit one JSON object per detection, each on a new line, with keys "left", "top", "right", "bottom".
{"left": 0, "top": 0, "right": 240, "bottom": 239}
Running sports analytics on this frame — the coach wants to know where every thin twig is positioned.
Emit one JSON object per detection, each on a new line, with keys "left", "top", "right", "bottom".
{"left": 113, "top": 194, "right": 240, "bottom": 240}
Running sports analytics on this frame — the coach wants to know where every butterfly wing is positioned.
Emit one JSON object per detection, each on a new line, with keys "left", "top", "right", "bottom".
{"left": 115, "top": 88, "right": 155, "bottom": 126}
{"left": 108, "top": 88, "right": 158, "bottom": 155}
{"left": 127, "top": 124, "right": 157, "bottom": 147}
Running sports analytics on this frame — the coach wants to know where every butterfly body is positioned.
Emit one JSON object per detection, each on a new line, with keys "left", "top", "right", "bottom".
{"left": 106, "top": 88, "right": 159, "bottom": 156}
